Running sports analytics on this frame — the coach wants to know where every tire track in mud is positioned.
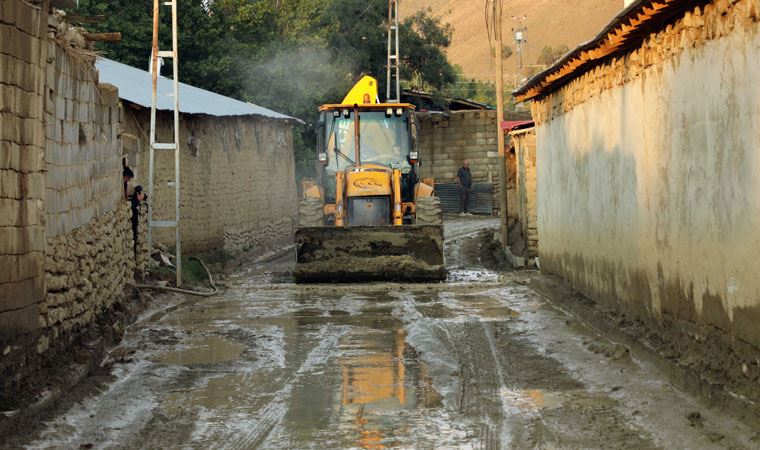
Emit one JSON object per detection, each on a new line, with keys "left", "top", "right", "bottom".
{"left": 228, "top": 325, "right": 349, "bottom": 449}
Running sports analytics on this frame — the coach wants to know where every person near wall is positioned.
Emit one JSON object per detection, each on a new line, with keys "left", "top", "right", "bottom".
{"left": 123, "top": 166, "right": 134, "bottom": 200}
{"left": 457, "top": 160, "right": 473, "bottom": 216}
{"left": 129, "top": 185, "right": 146, "bottom": 255}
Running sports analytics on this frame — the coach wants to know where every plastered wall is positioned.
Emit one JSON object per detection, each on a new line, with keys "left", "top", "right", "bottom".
{"left": 532, "top": 0, "right": 760, "bottom": 348}
{"left": 124, "top": 109, "right": 297, "bottom": 256}
{"left": 510, "top": 129, "right": 538, "bottom": 257}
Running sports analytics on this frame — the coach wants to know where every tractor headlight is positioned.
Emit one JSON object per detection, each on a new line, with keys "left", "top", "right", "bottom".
{"left": 318, "top": 152, "right": 328, "bottom": 163}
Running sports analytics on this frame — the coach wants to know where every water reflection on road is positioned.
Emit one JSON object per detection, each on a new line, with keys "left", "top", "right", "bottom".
{"left": 26, "top": 219, "right": 760, "bottom": 449}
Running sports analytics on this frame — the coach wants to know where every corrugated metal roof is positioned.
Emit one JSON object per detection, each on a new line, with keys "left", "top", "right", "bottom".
{"left": 501, "top": 120, "right": 534, "bottom": 132}
{"left": 513, "top": 0, "right": 708, "bottom": 102}
{"left": 95, "top": 58, "right": 298, "bottom": 121}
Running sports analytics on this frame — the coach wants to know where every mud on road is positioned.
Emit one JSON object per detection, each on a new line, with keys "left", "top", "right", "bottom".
{"left": 10, "top": 217, "right": 760, "bottom": 449}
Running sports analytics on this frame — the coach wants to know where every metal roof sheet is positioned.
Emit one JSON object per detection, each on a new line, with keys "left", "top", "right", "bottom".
{"left": 95, "top": 58, "right": 297, "bottom": 121}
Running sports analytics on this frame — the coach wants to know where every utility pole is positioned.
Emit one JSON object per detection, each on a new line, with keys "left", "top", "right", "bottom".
{"left": 512, "top": 15, "right": 527, "bottom": 86}
{"left": 493, "top": 0, "right": 509, "bottom": 249}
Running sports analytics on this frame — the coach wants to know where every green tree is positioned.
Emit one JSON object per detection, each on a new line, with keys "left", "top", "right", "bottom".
{"left": 536, "top": 44, "right": 569, "bottom": 66}
{"left": 74, "top": 0, "right": 456, "bottom": 178}
{"left": 490, "top": 44, "right": 513, "bottom": 59}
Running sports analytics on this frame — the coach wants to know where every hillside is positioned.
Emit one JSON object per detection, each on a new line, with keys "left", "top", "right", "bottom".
{"left": 402, "top": 0, "right": 624, "bottom": 88}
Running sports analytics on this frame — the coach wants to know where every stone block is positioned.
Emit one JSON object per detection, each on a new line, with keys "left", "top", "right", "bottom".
{"left": 0, "top": 303, "right": 39, "bottom": 340}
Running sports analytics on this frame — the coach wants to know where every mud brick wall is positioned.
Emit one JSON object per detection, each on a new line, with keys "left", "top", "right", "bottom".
{"left": 416, "top": 110, "right": 500, "bottom": 212}
{"left": 509, "top": 129, "right": 538, "bottom": 257}
{"left": 531, "top": 0, "right": 760, "bottom": 349}
{"left": 44, "top": 19, "right": 123, "bottom": 237}
{"left": 0, "top": 0, "right": 48, "bottom": 344}
{"left": 124, "top": 109, "right": 297, "bottom": 256}
{"left": 1, "top": 3, "right": 145, "bottom": 383}
{"left": 41, "top": 205, "right": 134, "bottom": 347}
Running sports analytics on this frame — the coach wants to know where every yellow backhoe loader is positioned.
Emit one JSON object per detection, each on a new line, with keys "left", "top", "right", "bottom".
{"left": 295, "top": 76, "right": 445, "bottom": 282}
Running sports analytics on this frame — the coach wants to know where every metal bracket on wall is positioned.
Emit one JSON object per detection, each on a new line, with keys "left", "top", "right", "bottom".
{"left": 147, "top": 0, "right": 182, "bottom": 286}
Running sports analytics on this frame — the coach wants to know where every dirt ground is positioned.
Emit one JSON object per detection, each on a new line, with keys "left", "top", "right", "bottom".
{"left": 3, "top": 216, "right": 760, "bottom": 449}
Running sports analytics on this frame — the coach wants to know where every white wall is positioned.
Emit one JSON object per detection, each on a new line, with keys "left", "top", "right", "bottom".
{"left": 536, "top": 11, "right": 760, "bottom": 347}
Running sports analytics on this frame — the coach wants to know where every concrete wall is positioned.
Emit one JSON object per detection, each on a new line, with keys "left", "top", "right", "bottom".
{"left": 124, "top": 108, "right": 297, "bottom": 256}
{"left": 0, "top": 0, "right": 48, "bottom": 342}
{"left": 509, "top": 128, "right": 538, "bottom": 257}
{"left": 417, "top": 110, "right": 499, "bottom": 212}
{"left": 531, "top": 0, "right": 760, "bottom": 348}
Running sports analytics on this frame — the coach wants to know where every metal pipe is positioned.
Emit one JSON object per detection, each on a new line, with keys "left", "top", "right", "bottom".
{"left": 132, "top": 257, "right": 217, "bottom": 297}
{"left": 171, "top": 0, "right": 182, "bottom": 287}
{"left": 353, "top": 105, "right": 361, "bottom": 166}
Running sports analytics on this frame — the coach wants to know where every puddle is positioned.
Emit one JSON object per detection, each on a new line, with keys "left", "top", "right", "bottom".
{"left": 457, "top": 295, "right": 521, "bottom": 319}
{"left": 155, "top": 336, "right": 246, "bottom": 366}
{"left": 447, "top": 268, "right": 502, "bottom": 283}
{"left": 500, "top": 388, "right": 563, "bottom": 413}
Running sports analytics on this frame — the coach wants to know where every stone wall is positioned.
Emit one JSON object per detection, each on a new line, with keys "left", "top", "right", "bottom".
{"left": 416, "top": 110, "right": 500, "bottom": 212}
{"left": 124, "top": 108, "right": 297, "bottom": 256}
{"left": 0, "top": 0, "right": 49, "bottom": 343}
{"left": 531, "top": 0, "right": 760, "bottom": 349}
{"left": 509, "top": 128, "right": 538, "bottom": 257}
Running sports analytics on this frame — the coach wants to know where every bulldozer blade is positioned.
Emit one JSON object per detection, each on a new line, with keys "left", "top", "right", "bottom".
{"left": 294, "top": 225, "right": 446, "bottom": 283}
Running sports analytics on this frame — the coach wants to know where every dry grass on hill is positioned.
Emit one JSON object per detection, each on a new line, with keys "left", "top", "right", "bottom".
{"left": 402, "top": 0, "right": 624, "bottom": 88}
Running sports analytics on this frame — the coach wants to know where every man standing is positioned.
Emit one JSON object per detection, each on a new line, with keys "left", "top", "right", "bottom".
{"left": 457, "top": 160, "right": 473, "bottom": 215}
{"left": 129, "top": 185, "right": 146, "bottom": 255}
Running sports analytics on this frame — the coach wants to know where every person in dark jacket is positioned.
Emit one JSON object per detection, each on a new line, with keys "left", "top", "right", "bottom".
{"left": 129, "top": 185, "right": 146, "bottom": 254}
{"left": 457, "top": 160, "right": 473, "bottom": 215}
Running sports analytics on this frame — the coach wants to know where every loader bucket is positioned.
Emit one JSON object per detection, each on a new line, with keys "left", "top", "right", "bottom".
{"left": 294, "top": 225, "right": 446, "bottom": 283}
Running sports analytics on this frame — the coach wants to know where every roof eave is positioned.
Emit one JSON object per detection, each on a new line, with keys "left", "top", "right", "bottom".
{"left": 513, "top": 0, "right": 707, "bottom": 103}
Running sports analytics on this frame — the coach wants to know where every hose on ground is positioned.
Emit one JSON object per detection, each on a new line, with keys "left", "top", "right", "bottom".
{"left": 132, "top": 256, "right": 218, "bottom": 297}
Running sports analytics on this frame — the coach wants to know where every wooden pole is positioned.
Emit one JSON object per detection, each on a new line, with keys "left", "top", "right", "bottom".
{"left": 494, "top": 0, "right": 509, "bottom": 249}
{"left": 82, "top": 32, "right": 121, "bottom": 42}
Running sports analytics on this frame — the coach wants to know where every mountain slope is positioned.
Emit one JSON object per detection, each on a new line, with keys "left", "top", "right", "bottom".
{"left": 402, "top": 0, "right": 624, "bottom": 86}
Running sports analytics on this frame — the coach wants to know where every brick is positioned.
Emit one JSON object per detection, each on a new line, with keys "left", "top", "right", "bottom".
{"left": 0, "top": 142, "right": 20, "bottom": 171}
{"left": 0, "top": 277, "right": 42, "bottom": 312}
{"left": 0, "top": 171, "right": 20, "bottom": 199}
{"left": 19, "top": 144, "right": 44, "bottom": 173}
{"left": 21, "top": 172, "right": 44, "bottom": 199}
{"left": 0, "top": 303, "right": 39, "bottom": 340}
{"left": 0, "top": 225, "right": 44, "bottom": 254}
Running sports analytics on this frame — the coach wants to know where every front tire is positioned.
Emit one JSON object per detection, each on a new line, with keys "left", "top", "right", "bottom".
{"left": 415, "top": 196, "right": 442, "bottom": 226}
{"left": 298, "top": 197, "right": 324, "bottom": 227}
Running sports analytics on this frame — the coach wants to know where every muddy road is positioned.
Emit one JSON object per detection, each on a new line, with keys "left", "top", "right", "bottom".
{"left": 16, "top": 218, "right": 760, "bottom": 449}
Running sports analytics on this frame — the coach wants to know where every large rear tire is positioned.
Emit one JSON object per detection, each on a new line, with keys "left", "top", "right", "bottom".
{"left": 298, "top": 197, "right": 324, "bottom": 228}
{"left": 415, "top": 196, "right": 442, "bottom": 226}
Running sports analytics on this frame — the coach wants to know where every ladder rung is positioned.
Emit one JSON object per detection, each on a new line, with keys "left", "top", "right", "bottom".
{"left": 157, "top": 50, "right": 175, "bottom": 58}
{"left": 163, "top": 2, "right": 174, "bottom": 5}
{"left": 389, "top": 55, "right": 398, "bottom": 59}
{"left": 167, "top": 181, "right": 176, "bottom": 187}
{"left": 152, "top": 143, "right": 177, "bottom": 150}
{"left": 150, "top": 220, "right": 177, "bottom": 228}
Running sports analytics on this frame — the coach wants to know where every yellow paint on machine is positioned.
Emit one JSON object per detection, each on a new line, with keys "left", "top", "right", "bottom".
{"left": 345, "top": 170, "right": 392, "bottom": 197}
{"left": 342, "top": 75, "right": 379, "bottom": 105}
